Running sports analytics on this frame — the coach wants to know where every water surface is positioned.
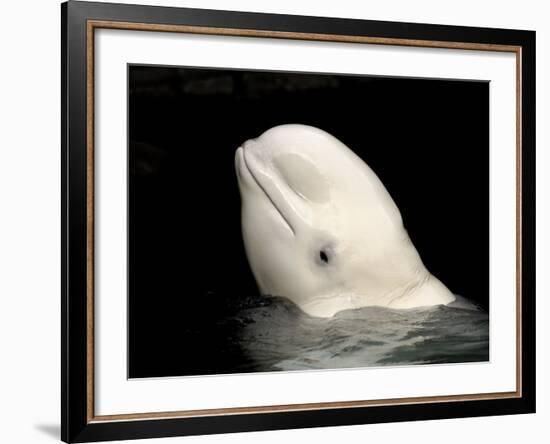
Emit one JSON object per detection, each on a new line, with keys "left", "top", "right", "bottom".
{"left": 230, "top": 296, "right": 489, "bottom": 373}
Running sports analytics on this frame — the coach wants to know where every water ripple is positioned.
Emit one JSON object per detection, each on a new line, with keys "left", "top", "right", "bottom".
{"left": 234, "top": 296, "right": 489, "bottom": 372}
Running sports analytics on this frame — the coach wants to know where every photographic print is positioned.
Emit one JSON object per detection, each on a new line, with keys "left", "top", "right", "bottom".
{"left": 128, "top": 66, "right": 489, "bottom": 378}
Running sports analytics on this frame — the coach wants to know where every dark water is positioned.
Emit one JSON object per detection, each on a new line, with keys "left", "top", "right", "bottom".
{"left": 227, "top": 296, "right": 489, "bottom": 373}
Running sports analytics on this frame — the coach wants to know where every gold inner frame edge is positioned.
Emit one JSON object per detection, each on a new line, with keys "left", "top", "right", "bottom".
{"left": 85, "top": 19, "right": 523, "bottom": 423}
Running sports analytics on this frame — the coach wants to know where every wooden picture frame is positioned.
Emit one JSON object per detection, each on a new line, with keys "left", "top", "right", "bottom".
{"left": 62, "top": 1, "right": 535, "bottom": 442}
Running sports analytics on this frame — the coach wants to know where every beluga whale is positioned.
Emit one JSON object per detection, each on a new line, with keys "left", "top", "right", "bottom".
{"left": 235, "top": 124, "right": 456, "bottom": 318}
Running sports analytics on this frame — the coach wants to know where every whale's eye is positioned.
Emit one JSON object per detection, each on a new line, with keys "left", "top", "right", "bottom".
{"left": 316, "top": 245, "right": 334, "bottom": 266}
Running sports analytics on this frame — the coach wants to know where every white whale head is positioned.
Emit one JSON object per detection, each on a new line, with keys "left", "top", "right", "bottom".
{"left": 235, "top": 124, "right": 455, "bottom": 317}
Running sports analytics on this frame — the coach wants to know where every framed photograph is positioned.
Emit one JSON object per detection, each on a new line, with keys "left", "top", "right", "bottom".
{"left": 61, "top": 1, "right": 536, "bottom": 442}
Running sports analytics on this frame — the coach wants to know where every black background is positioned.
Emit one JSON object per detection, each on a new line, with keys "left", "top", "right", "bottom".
{"left": 128, "top": 65, "right": 489, "bottom": 378}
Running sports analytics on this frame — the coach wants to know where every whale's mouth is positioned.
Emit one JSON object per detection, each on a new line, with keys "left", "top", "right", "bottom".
{"left": 237, "top": 147, "right": 296, "bottom": 236}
